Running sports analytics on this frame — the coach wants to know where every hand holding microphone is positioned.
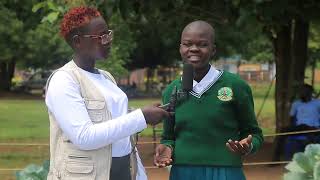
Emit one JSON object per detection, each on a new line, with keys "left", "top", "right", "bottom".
{"left": 139, "top": 63, "right": 194, "bottom": 125}
{"left": 159, "top": 63, "right": 194, "bottom": 111}
{"left": 141, "top": 103, "right": 170, "bottom": 125}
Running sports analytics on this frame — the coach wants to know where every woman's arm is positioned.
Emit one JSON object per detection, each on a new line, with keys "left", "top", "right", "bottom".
{"left": 46, "top": 71, "right": 147, "bottom": 150}
{"left": 160, "top": 85, "right": 176, "bottom": 149}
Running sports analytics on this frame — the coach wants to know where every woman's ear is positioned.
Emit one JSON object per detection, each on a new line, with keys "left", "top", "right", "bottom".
{"left": 72, "top": 35, "right": 81, "bottom": 48}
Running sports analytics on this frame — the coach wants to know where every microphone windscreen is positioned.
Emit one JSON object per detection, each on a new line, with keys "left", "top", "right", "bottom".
{"left": 182, "top": 63, "right": 194, "bottom": 92}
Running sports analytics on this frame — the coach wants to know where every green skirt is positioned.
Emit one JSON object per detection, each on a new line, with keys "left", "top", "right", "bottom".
{"left": 169, "top": 165, "right": 246, "bottom": 180}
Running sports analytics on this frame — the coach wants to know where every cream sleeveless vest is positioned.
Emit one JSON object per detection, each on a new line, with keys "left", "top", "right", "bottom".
{"left": 46, "top": 61, "right": 138, "bottom": 180}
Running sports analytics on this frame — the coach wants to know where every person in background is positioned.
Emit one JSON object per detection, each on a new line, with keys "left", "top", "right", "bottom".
{"left": 154, "top": 20, "right": 264, "bottom": 180}
{"left": 290, "top": 84, "right": 320, "bottom": 128}
{"left": 272, "top": 83, "right": 320, "bottom": 161}
{"left": 45, "top": 6, "right": 169, "bottom": 180}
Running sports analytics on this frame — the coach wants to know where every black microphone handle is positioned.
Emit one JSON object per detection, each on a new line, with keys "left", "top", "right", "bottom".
{"left": 182, "top": 63, "right": 194, "bottom": 92}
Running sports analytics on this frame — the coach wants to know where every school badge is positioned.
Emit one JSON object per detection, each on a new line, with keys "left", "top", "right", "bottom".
{"left": 217, "top": 87, "right": 233, "bottom": 101}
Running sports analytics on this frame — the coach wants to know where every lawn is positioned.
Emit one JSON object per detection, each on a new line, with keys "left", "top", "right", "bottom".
{"left": 0, "top": 99, "right": 49, "bottom": 142}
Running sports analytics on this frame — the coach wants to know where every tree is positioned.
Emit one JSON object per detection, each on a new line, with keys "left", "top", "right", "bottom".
{"left": 0, "top": 0, "right": 45, "bottom": 91}
{"left": 23, "top": 22, "right": 72, "bottom": 69}
{"left": 235, "top": 0, "right": 320, "bottom": 131}
{"left": 0, "top": 5, "right": 23, "bottom": 90}
{"left": 0, "top": 0, "right": 140, "bottom": 91}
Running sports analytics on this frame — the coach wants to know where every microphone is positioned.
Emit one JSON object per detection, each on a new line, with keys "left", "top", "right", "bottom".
{"left": 159, "top": 63, "right": 194, "bottom": 110}
{"left": 181, "top": 63, "right": 194, "bottom": 94}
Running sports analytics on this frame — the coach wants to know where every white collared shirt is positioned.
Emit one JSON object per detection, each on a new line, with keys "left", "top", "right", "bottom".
{"left": 192, "top": 65, "right": 221, "bottom": 94}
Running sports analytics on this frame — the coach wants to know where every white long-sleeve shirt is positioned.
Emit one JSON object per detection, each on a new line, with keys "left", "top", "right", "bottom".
{"left": 46, "top": 69, "right": 147, "bottom": 154}
{"left": 45, "top": 68, "right": 148, "bottom": 180}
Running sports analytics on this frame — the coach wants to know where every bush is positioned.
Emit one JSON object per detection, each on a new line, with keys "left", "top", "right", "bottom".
{"left": 16, "top": 160, "right": 49, "bottom": 180}
{"left": 284, "top": 144, "right": 320, "bottom": 180}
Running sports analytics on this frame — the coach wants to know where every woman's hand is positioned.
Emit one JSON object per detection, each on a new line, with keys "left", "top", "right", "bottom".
{"left": 226, "top": 135, "right": 253, "bottom": 156}
{"left": 154, "top": 144, "right": 172, "bottom": 167}
{"left": 141, "top": 104, "right": 170, "bottom": 125}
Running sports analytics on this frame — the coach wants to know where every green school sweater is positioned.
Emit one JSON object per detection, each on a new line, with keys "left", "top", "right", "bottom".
{"left": 160, "top": 71, "right": 264, "bottom": 166}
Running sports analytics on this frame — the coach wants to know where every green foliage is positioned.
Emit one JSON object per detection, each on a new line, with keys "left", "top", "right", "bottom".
{"left": 247, "top": 35, "right": 273, "bottom": 62}
{"left": 32, "top": 1, "right": 68, "bottom": 24}
{"left": 309, "top": 23, "right": 320, "bottom": 50}
{"left": 110, "top": 0, "right": 276, "bottom": 65}
{"left": 0, "top": 6, "right": 23, "bottom": 62}
{"left": 236, "top": 0, "right": 320, "bottom": 35}
{"left": 29, "top": 0, "right": 283, "bottom": 71}
{"left": 2, "top": 0, "right": 319, "bottom": 90}
{"left": 0, "top": 0, "right": 61, "bottom": 89}
{"left": 97, "top": 11, "right": 137, "bottom": 77}
{"left": 32, "top": 1, "right": 136, "bottom": 76}
{"left": 16, "top": 160, "right": 49, "bottom": 180}
{"left": 0, "top": 0, "right": 47, "bottom": 90}
{"left": 309, "top": 23, "right": 320, "bottom": 64}
{"left": 23, "top": 22, "right": 72, "bottom": 69}
{"left": 284, "top": 144, "right": 320, "bottom": 180}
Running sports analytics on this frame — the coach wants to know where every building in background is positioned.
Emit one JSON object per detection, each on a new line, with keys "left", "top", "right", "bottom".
{"left": 214, "top": 57, "right": 276, "bottom": 82}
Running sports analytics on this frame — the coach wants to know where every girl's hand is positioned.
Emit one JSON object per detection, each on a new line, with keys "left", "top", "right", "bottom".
{"left": 226, "top": 135, "right": 253, "bottom": 155}
{"left": 154, "top": 144, "right": 172, "bottom": 167}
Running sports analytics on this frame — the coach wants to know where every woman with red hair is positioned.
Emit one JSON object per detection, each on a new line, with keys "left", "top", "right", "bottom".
{"left": 45, "top": 6, "right": 169, "bottom": 180}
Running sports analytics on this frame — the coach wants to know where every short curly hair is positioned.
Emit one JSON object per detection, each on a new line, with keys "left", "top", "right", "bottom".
{"left": 60, "top": 6, "right": 101, "bottom": 40}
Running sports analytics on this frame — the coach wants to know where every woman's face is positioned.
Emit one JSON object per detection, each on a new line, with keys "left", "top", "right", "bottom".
{"left": 179, "top": 27, "right": 215, "bottom": 71}
{"left": 76, "top": 17, "right": 112, "bottom": 60}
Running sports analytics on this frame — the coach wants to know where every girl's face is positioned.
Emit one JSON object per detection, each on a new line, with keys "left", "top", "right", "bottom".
{"left": 75, "top": 17, "right": 112, "bottom": 60}
{"left": 179, "top": 27, "right": 215, "bottom": 71}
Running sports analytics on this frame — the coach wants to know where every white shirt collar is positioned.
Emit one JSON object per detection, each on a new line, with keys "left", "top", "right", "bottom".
{"left": 192, "top": 65, "right": 220, "bottom": 94}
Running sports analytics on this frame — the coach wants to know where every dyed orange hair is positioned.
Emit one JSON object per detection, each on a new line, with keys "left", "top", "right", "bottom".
{"left": 60, "top": 6, "right": 101, "bottom": 39}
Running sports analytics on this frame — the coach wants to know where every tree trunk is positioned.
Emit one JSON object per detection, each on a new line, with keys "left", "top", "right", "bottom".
{"left": 273, "top": 19, "right": 309, "bottom": 132}
{"left": 292, "top": 18, "right": 309, "bottom": 89}
{"left": 0, "top": 60, "right": 16, "bottom": 91}
{"left": 274, "top": 24, "right": 293, "bottom": 132}
{"left": 0, "top": 62, "right": 9, "bottom": 90}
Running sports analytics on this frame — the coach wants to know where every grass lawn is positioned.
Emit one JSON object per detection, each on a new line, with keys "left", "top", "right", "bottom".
{"left": 0, "top": 99, "right": 49, "bottom": 142}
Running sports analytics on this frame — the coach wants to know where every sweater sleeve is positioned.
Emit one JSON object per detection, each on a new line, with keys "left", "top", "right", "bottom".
{"left": 235, "top": 81, "right": 264, "bottom": 154}
{"left": 160, "top": 84, "right": 176, "bottom": 149}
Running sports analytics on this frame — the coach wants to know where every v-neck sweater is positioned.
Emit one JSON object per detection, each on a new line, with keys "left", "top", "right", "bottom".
{"left": 160, "top": 71, "right": 263, "bottom": 166}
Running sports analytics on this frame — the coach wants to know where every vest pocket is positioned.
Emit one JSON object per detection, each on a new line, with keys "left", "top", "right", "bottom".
{"left": 63, "top": 160, "right": 96, "bottom": 180}
{"left": 85, "top": 99, "right": 106, "bottom": 123}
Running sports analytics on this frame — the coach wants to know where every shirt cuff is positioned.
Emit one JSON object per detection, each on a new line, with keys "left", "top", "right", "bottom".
{"left": 129, "top": 109, "right": 147, "bottom": 131}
